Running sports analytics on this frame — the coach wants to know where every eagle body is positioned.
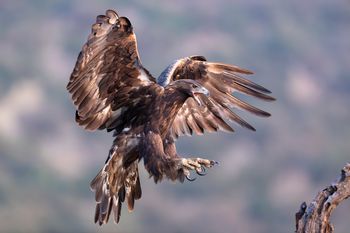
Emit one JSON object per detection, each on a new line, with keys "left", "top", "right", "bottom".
{"left": 67, "top": 9, "right": 275, "bottom": 225}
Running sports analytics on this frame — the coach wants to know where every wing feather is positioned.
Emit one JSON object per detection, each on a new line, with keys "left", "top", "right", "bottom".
{"left": 67, "top": 10, "right": 156, "bottom": 131}
{"left": 164, "top": 56, "right": 275, "bottom": 138}
{"left": 198, "top": 95, "right": 234, "bottom": 132}
{"left": 186, "top": 114, "right": 204, "bottom": 135}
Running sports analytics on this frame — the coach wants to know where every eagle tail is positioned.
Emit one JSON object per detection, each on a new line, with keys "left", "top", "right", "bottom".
{"left": 90, "top": 160, "right": 142, "bottom": 225}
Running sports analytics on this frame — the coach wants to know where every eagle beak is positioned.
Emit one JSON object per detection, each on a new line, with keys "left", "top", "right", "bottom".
{"left": 193, "top": 87, "right": 209, "bottom": 106}
{"left": 195, "top": 86, "right": 209, "bottom": 97}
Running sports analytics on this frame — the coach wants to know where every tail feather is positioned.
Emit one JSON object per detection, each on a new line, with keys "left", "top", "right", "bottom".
{"left": 100, "top": 186, "right": 111, "bottom": 215}
{"left": 112, "top": 195, "right": 122, "bottom": 224}
{"left": 125, "top": 164, "right": 142, "bottom": 211}
{"left": 90, "top": 160, "right": 142, "bottom": 225}
{"left": 134, "top": 176, "right": 142, "bottom": 199}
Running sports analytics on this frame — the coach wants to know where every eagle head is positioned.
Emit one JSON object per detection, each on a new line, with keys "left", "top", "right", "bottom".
{"left": 117, "top": 17, "right": 133, "bottom": 33}
{"left": 173, "top": 80, "right": 209, "bottom": 106}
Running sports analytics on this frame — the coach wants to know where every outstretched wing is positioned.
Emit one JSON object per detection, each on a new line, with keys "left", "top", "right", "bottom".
{"left": 67, "top": 10, "right": 156, "bottom": 131}
{"left": 158, "top": 56, "right": 275, "bottom": 138}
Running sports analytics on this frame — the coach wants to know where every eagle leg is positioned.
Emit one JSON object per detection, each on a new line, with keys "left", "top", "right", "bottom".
{"left": 163, "top": 133, "right": 217, "bottom": 181}
{"left": 142, "top": 130, "right": 182, "bottom": 182}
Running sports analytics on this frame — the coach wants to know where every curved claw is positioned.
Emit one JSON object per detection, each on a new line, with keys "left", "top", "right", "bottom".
{"left": 186, "top": 174, "right": 196, "bottom": 182}
{"left": 196, "top": 166, "right": 207, "bottom": 176}
{"left": 210, "top": 160, "right": 219, "bottom": 166}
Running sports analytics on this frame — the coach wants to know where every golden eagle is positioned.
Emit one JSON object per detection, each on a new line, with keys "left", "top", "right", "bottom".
{"left": 66, "top": 9, "right": 275, "bottom": 225}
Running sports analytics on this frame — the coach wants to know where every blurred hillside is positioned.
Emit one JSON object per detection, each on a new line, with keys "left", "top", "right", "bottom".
{"left": 0, "top": 0, "right": 350, "bottom": 233}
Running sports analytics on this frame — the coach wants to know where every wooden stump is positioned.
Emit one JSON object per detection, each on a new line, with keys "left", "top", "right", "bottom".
{"left": 295, "top": 163, "right": 350, "bottom": 233}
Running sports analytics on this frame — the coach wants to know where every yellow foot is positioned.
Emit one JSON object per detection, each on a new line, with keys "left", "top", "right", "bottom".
{"left": 180, "top": 157, "right": 218, "bottom": 181}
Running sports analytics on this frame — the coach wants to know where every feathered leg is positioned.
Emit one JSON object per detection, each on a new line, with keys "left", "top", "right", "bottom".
{"left": 90, "top": 134, "right": 142, "bottom": 225}
{"left": 141, "top": 130, "right": 182, "bottom": 182}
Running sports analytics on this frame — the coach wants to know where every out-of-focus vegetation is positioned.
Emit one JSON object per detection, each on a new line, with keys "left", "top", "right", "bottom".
{"left": 0, "top": 0, "right": 349, "bottom": 233}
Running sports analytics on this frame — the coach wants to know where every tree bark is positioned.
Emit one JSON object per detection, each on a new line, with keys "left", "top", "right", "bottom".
{"left": 295, "top": 163, "right": 350, "bottom": 233}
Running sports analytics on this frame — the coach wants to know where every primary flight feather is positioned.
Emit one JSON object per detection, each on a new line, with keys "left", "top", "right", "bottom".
{"left": 67, "top": 9, "right": 275, "bottom": 225}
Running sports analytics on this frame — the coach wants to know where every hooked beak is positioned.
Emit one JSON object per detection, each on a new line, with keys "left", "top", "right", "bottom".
{"left": 192, "top": 87, "right": 209, "bottom": 106}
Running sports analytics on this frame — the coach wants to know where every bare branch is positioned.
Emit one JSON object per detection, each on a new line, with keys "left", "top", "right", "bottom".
{"left": 295, "top": 163, "right": 350, "bottom": 233}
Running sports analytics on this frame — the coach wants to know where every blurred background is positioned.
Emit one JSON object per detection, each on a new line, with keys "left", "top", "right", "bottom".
{"left": 1, "top": 0, "right": 349, "bottom": 232}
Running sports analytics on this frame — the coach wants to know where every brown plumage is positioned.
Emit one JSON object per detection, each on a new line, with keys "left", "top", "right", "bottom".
{"left": 66, "top": 9, "right": 275, "bottom": 225}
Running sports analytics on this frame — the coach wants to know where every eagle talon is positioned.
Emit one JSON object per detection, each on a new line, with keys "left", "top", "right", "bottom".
{"left": 196, "top": 166, "right": 206, "bottom": 176}
{"left": 179, "top": 157, "right": 215, "bottom": 181}
{"left": 211, "top": 160, "right": 219, "bottom": 166}
{"left": 185, "top": 174, "right": 196, "bottom": 182}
